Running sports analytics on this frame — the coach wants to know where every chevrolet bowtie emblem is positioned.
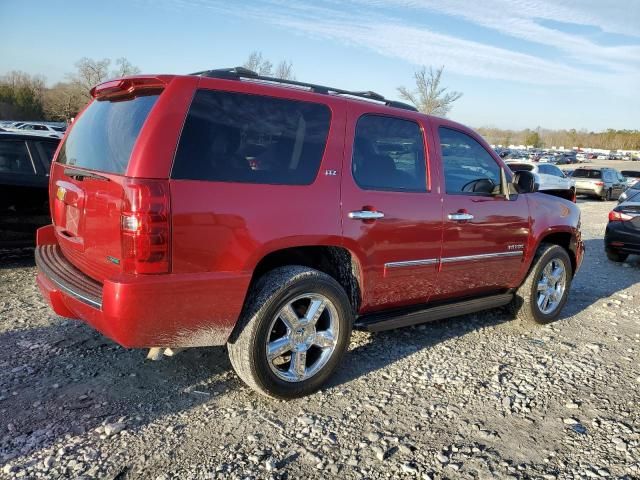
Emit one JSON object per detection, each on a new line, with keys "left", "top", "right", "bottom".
{"left": 56, "top": 186, "right": 66, "bottom": 201}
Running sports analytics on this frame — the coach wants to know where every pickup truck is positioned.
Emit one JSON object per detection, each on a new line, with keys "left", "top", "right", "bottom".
{"left": 35, "top": 68, "right": 584, "bottom": 398}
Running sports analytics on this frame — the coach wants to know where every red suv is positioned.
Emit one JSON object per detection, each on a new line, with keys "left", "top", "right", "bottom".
{"left": 35, "top": 68, "right": 584, "bottom": 398}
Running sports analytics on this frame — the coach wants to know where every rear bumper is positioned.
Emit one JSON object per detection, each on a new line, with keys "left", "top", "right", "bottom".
{"left": 605, "top": 222, "right": 640, "bottom": 254}
{"left": 576, "top": 185, "right": 603, "bottom": 196}
{"left": 35, "top": 226, "right": 251, "bottom": 348}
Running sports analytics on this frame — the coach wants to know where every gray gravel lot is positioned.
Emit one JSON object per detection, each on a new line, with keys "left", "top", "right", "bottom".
{"left": 0, "top": 199, "right": 639, "bottom": 479}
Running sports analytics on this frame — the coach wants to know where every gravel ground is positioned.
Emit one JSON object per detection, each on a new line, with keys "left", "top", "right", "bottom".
{"left": 0, "top": 199, "right": 639, "bottom": 480}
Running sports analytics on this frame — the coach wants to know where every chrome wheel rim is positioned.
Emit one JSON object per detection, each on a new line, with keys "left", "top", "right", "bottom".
{"left": 266, "top": 293, "right": 339, "bottom": 383}
{"left": 537, "top": 259, "right": 567, "bottom": 315}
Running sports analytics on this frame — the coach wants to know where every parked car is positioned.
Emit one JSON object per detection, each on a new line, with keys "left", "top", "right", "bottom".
{"left": 34, "top": 68, "right": 584, "bottom": 398}
{"left": 0, "top": 132, "right": 59, "bottom": 246}
{"left": 605, "top": 197, "right": 640, "bottom": 262}
{"left": 15, "top": 123, "right": 65, "bottom": 138}
{"left": 571, "top": 167, "right": 626, "bottom": 200}
{"left": 505, "top": 160, "right": 575, "bottom": 201}
{"left": 621, "top": 170, "right": 640, "bottom": 188}
{"left": 618, "top": 181, "right": 640, "bottom": 204}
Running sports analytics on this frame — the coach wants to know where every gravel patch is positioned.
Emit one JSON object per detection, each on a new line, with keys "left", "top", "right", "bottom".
{"left": 0, "top": 199, "right": 638, "bottom": 479}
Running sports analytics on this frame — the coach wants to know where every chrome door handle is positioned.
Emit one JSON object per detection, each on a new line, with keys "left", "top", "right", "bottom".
{"left": 448, "top": 212, "right": 474, "bottom": 221}
{"left": 349, "top": 210, "right": 385, "bottom": 220}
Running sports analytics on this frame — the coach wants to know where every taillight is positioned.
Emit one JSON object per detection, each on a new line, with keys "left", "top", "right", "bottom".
{"left": 594, "top": 181, "right": 604, "bottom": 186}
{"left": 121, "top": 179, "right": 170, "bottom": 274}
{"left": 608, "top": 210, "right": 633, "bottom": 222}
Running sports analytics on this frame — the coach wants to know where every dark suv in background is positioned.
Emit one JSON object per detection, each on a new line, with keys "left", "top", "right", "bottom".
{"left": 0, "top": 132, "right": 59, "bottom": 247}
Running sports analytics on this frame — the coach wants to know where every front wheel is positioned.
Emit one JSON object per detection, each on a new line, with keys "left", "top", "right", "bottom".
{"left": 227, "top": 266, "right": 353, "bottom": 399}
{"left": 509, "top": 244, "right": 572, "bottom": 324}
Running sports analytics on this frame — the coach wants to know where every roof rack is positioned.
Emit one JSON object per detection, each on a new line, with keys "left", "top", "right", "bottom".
{"left": 189, "top": 67, "right": 418, "bottom": 112}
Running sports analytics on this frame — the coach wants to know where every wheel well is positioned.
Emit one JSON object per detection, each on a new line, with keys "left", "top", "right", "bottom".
{"left": 537, "top": 232, "right": 577, "bottom": 274}
{"left": 251, "top": 246, "right": 362, "bottom": 314}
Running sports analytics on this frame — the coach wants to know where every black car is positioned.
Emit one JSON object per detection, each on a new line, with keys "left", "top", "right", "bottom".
{"left": 605, "top": 198, "right": 640, "bottom": 262}
{"left": 0, "top": 132, "right": 58, "bottom": 246}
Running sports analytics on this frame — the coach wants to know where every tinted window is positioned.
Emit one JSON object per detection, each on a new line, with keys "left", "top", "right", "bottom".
{"left": 538, "top": 164, "right": 564, "bottom": 177}
{"left": 622, "top": 171, "right": 640, "bottom": 177}
{"left": 173, "top": 90, "right": 331, "bottom": 185}
{"left": 439, "top": 127, "right": 500, "bottom": 195}
{"left": 352, "top": 115, "right": 426, "bottom": 192}
{"left": 572, "top": 169, "right": 602, "bottom": 179}
{"left": 507, "top": 163, "right": 534, "bottom": 172}
{"left": 57, "top": 94, "right": 159, "bottom": 174}
{"left": 0, "top": 141, "right": 34, "bottom": 174}
{"left": 35, "top": 141, "right": 59, "bottom": 168}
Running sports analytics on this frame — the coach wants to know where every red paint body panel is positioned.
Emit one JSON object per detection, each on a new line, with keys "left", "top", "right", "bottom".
{"left": 34, "top": 72, "right": 584, "bottom": 349}
{"left": 340, "top": 103, "right": 443, "bottom": 312}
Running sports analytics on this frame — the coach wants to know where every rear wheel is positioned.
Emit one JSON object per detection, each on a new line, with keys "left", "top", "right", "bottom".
{"left": 509, "top": 244, "right": 572, "bottom": 324}
{"left": 606, "top": 248, "right": 628, "bottom": 263}
{"left": 227, "top": 266, "right": 353, "bottom": 399}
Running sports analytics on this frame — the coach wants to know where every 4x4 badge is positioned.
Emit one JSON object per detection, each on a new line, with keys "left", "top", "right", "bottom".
{"left": 508, "top": 244, "right": 525, "bottom": 251}
{"left": 324, "top": 169, "right": 337, "bottom": 176}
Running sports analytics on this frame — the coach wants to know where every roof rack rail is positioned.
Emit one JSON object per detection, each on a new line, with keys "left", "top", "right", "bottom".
{"left": 189, "top": 67, "right": 418, "bottom": 112}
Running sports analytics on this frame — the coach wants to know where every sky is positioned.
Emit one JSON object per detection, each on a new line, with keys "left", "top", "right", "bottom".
{"left": 1, "top": 0, "right": 639, "bottom": 130}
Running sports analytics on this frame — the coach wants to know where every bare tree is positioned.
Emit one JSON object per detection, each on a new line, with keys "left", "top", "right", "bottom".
{"left": 43, "top": 82, "right": 85, "bottom": 121}
{"left": 397, "top": 66, "right": 462, "bottom": 117}
{"left": 243, "top": 51, "right": 273, "bottom": 76}
{"left": 68, "top": 57, "right": 111, "bottom": 101}
{"left": 274, "top": 60, "right": 295, "bottom": 80}
{"left": 243, "top": 52, "right": 295, "bottom": 79}
{"left": 112, "top": 57, "right": 141, "bottom": 78}
{"left": 67, "top": 57, "right": 141, "bottom": 101}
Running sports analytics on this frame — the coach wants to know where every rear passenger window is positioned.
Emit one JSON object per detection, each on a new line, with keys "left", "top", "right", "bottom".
{"left": 172, "top": 90, "right": 331, "bottom": 185}
{"left": 35, "top": 141, "right": 59, "bottom": 168}
{"left": 0, "top": 141, "right": 35, "bottom": 174}
{"left": 351, "top": 115, "right": 426, "bottom": 192}
{"left": 439, "top": 127, "right": 500, "bottom": 195}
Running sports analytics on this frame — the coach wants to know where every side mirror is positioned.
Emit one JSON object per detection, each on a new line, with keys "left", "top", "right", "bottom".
{"left": 513, "top": 171, "right": 539, "bottom": 193}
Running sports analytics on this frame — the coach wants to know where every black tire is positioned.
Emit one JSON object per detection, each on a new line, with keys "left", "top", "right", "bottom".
{"left": 227, "top": 266, "right": 353, "bottom": 399}
{"left": 606, "top": 248, "right": 628, "bottom": 263}
{"left": 605, "top": 189, "right": 613, "bottom": 201}
{"left": 508, "top": 244, "right": 572, "bottom": 324}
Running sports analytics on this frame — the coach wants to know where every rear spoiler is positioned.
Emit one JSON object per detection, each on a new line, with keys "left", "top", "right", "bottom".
{"left": 90, "top": 75, "right": 174, "bottom": 99}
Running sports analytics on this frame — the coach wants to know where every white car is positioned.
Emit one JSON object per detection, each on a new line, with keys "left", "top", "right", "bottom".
{"left": 13, "top": 123, "right": 65, "bottom": 138}
{"left": 506, "top": 160, "right": 575, "bottom": 201}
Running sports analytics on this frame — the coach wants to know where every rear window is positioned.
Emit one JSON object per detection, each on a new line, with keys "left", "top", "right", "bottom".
{"left": 172, "top": 89, "right": 331, "bottom": 185}
{"left": 622, "top": 171, "right": 640, "bottom": 177}
{"left": 572, "top": 169, "right": 602, "bottom": 179}
{"left": 507, "top": 163, "right": 534, "bottom": 172}
{"left": 56, "top": 94, "right": 159, "bottom": 174}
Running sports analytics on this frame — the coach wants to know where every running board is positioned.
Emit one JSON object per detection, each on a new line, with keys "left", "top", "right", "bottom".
{"left": 354, "top": 293, "right": 513, "bottom": 332}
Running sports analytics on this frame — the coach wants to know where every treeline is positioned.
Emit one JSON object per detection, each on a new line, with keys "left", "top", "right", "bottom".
{"left": 0, "top": 57, "right": 140, "bottom": 122}
{"left": 477, "top": 127, "right": 640, "bottom": 151}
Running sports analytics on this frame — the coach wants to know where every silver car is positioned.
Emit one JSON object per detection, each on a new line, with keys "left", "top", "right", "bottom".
{"left": 572, "top": 167, "right": 626, "bottom": 201}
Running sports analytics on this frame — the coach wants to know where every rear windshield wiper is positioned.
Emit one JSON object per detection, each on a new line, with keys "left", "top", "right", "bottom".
{"left": 64, "top": 168, "right": 110, "bottom": 182}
